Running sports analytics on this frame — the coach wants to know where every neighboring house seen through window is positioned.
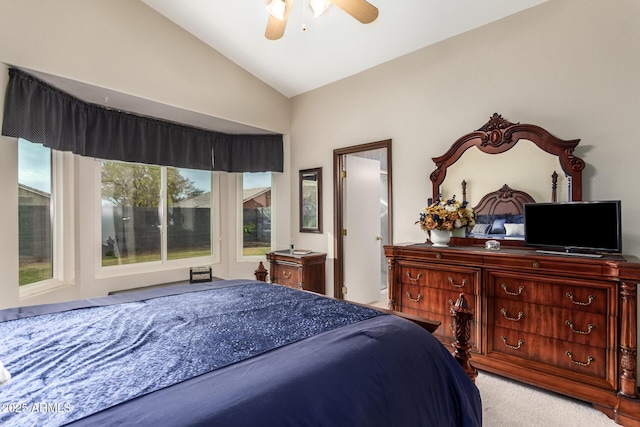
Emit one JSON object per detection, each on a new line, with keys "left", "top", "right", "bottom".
{"left": 18, "top": 139, "right": 52, "bottom": 286}
{"left": 242, "top": 172, "right": 272, "bottom": 257}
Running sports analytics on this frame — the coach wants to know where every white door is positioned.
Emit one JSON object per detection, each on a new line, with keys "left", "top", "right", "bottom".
{"left": 343, "top": 155, "right": 382, "bottom": 304}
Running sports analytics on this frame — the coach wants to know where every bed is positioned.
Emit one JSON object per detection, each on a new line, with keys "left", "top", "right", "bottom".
{"left": 0, "top": 279, "right": 481, "bottom": 426}
{"left": 465, "top": 184, "right": 534, "bottom": 240}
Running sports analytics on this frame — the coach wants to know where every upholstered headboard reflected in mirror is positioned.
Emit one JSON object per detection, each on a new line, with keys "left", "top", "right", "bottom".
{"left": 429, "top": 113, "right": 585, "bottom": 245}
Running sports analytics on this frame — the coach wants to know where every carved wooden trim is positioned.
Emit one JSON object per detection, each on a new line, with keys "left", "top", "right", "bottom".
{"left": 431, "top": 113, "right": 584, "bottom": 202}
{"left": 472, "top": 184, "right": 536, "bottom": 216}
{"left": 477, "top": 112, "right": 517, "bottom": 134}
{"left": 450, "top": 293, "right": 478, "bottom": 383}
{"left": 387, "top": 257, "right": 397, "bottom": 310}
{"left": 461, "top": 180, "right": 467, "bottom": 203}
{"left": 551, "top": 171, "right": 558, "bottom": 202}
{"left": 619, "top": 281, "right": 638, "bottom": 397}
{"left": 254, "top": 261, "right": 268, "bottom": 282}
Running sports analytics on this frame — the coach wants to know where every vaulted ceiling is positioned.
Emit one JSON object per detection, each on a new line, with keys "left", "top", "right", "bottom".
{"left": 141, "top": 0, "right": 548, "bottom": 98}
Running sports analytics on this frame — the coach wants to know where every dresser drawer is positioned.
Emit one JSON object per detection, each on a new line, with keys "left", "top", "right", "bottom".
{"left": 488, "top": 272, "right": 610, "bottom": 315}
{"left": 490, "top": 298, "right": 608, "bottom": 347}
{"left": 399, "top": 264, "right": 478, "bottom": 294}
{"left": 400, "top": 283, "right": 475, "bottom": 316}
{"left": 488, "top": 255, "right": 603, "bottom": 277}
{"left": 490, "top": 327, "right": 609, "bottom": 380}
{"left": 271, "top": 263, "right": 302, "bottom": 289}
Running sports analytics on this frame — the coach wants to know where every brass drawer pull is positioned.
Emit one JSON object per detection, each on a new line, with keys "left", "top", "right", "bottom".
{"left": 501, "top": 336, "right": 524, "bottom": 350}
{"left": 282, "top": 271, "right": 292, "bottom": 279}
{"left": 500, "top": 308, "right": 525, "bottom": 322}
{"left": 405, "top": 272, "right": 422, "bottom": 282}
{"left": 566, "top": 292, "right": 595, "bottom": 306}
{"left": 565, "top": 320, "right": 594, "bottom": 335}
{"left": 532, "top": 261, "right": 540, "bottom": 268}
{"left": 406, "top": 291, "right": 422, "bottom": 302}
{"left": 565, "top": 351, "right": 594, "bottom": 367}
{"left": 501, "top": 283, "right": 524, "bottom": 296}
{"left": 448, "top": 277, "right": 467, "bottom": 288}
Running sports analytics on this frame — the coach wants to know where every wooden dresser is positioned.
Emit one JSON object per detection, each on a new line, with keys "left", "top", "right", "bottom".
{"left": 385, "top": 243, "right": 640, "bottom": 425}
{"left": 266, "top": 250, "right": 326, "bottom": 294}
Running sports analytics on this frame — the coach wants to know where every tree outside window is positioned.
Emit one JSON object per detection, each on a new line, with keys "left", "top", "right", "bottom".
{"left": 101, "top": 161, "right": 211, "bottom": 266}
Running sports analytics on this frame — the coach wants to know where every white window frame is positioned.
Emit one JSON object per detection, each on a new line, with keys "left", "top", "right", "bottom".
{"left": 19, "top": 149, "right": 75, "bottom": 299}
{"left": 95, "top": 160, "right": 219, "bottom": 279}
{"left": 236, "top": 172, "right": 275, "bottom": 262}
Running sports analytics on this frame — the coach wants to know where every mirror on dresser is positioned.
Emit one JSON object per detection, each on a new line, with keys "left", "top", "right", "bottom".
{"left": 429, "top": 113, "right": 586, "bottom": 246}
{"left": 439, "top": 141, "right": 569, "bottom": 205}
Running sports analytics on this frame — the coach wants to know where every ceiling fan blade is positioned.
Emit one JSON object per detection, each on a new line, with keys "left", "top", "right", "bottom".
{"left": 331, "top": 0, "right": 378, "bottom": 24}
{"left": 265, "top": 0, "right": 294, "bottom": 40}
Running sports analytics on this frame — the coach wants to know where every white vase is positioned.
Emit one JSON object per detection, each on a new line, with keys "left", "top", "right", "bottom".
{"left": 429, "top": 229, "right": 452, "bottom": 247}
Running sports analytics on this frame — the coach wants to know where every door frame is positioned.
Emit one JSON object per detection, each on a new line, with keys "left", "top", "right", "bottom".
{"left": 333, "top": 139, "right": 392, "bottom": 300}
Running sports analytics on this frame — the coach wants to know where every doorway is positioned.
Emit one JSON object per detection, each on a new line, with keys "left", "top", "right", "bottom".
{"left": 333, "top": 140, "right": 392, "bottom": 306}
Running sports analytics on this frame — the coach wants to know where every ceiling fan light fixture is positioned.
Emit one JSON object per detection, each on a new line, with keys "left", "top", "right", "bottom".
{"left": 265, "top": 0, "right": 378, "bottom": 40}
{"left": 267, "top": 0, "right": 287, "bottom": 20}
{"left": 309, "top": 0, "right": 331, "bottom": 17}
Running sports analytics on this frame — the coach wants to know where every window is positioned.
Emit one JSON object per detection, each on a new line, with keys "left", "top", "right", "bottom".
{"left": 167, "top": 168, "right": 212, "bottom": 260}
{"left": 18, "top": 139, "right": 52, "bottom": 285}
{"left": 100, "top": 161, "right": 212, "bottom": 267}
{"left": 241, "top": 172, "right": 272, "bottom": 257}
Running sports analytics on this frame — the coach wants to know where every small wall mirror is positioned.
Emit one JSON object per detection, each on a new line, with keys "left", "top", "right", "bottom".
{"left": 300, "top": 167, "right": 322, "bottom": 233}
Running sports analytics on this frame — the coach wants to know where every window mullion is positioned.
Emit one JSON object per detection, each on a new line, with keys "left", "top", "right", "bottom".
{"left": 160, "top": 167, "right": 168, "bottom": 262}
{"left": 51, "top": 150, "right": 64, "bottom": 281}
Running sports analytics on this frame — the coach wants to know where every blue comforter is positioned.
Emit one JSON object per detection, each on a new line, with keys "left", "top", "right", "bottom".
{"left": 0, "top": 279, "right": 481, "bottom": 426}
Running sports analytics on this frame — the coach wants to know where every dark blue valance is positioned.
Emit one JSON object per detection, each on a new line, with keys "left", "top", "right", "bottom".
{"left": 2, "top": 68, "right": 283, "bottom": 172}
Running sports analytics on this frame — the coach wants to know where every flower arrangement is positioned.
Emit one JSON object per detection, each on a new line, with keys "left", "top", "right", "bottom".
{"left": 416, "top": 195, "right": 476, "bottom": 232}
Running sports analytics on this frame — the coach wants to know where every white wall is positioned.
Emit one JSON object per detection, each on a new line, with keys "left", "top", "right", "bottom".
{"left": 289, "top": 0, "right": 640, "bottom": 293}
{"left": 0, "top": 0, "right": 291, "bottom": 309}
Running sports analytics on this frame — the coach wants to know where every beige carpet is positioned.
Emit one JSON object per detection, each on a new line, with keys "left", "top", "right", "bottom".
{"left": 477, "top": 371, "right": 616, "bottom": 426}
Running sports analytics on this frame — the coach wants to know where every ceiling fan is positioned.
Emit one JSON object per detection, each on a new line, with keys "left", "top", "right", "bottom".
{"left": 265, "top": 0, "right": 379, "bottom": 40}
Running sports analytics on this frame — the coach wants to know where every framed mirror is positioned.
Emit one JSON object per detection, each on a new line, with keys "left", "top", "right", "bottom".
{"left": 429, "top": 113, "right": 585, "bottom": 246}
{"left": 300, "top": 167, "right": 322, "bottom": 233}
{"left": 431, "top": 114, "right": 584, "bottom": 203}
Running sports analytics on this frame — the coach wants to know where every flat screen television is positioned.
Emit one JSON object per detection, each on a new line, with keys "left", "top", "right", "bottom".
{"left": 524, "top": 200, "right": 622, "bottom": 255}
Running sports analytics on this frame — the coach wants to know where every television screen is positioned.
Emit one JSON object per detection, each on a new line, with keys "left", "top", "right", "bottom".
{"left": 524, "top": 201, "right": 622, "bottom": 254}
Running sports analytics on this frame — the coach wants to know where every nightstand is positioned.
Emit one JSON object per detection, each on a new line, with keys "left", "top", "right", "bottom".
{"left": 265, "top": 250, "right": 326, "bottom": 294}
